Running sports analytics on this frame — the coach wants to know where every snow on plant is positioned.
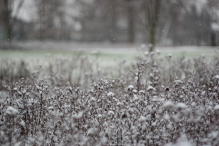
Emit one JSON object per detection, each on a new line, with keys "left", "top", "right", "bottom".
{"left": 5, "top": 106, "right": 18, "bottom": 116}
{"left": 0, "top": 50, "right": 219, "bottom": 145}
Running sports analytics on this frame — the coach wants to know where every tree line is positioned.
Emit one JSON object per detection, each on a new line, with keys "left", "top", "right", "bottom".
{"left": 0, "top": 0, "right": 218, "bottom": 51}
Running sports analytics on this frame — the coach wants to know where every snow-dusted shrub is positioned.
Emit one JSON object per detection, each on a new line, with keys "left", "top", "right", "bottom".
{"left": 0, "top": 50, "right": 219, "bottom": 145}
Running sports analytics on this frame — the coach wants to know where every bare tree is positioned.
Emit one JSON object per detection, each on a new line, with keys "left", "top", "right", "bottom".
{"left": 139, "top": 0, "right": 162, "bottom": 51}
{"left": 126, "top": 0, "right": 135, "bottom": 43}
{"left": 34, "top": 0, "right": 68, "bottom": 40}
{"left": 2, "top": 0, "right": 12, "bottom": 41}
{"left": 0, "top": 0, "right": 25, "bottom": 41}
{"left": 207, "top": 0, "right": 219, "bottom": 46}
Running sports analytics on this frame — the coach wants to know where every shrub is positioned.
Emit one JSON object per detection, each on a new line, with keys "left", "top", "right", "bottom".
{"left": 0, "top": 51, "right": 219, "bottom": 145}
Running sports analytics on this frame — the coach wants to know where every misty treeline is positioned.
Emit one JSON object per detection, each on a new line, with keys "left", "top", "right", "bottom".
{"left": 0, "top": 0, "right": 219, "bottom": 48}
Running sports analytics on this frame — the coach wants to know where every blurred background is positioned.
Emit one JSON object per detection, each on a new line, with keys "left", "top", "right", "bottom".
{"left": 0, "top": 0, "right": 219, "bottom": 50}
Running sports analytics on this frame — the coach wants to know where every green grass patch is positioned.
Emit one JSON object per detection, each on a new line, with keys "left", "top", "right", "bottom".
{"left": 0, "top": 47, "right": 218, "bottom": 63}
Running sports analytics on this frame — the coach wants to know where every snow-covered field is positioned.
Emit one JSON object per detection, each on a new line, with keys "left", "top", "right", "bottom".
{"left": 0, "top": 43, "right": 219, "bottom": 145}
{"left": 0, "top": 42, "right": 218, "bottom": 68}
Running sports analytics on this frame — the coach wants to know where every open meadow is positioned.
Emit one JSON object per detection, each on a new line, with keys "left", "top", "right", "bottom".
{"left": 0, "top": 44, "right": 219, "bottom": 145}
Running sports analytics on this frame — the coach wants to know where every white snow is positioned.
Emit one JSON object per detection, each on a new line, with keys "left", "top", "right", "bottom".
{"left": 107, "top": 92, "right": 115, "bottom": 97}
{"left": 90, "top": 97, "right": 96, "bottom": 102}
{"left": 139, "top": 116, "right": 147, "bottom": 122}
{"left": 165, "top": 134, "right": 192, "bottom": 146}
{"left": 174, "top": 80, "right": 183, "bottom": 85}
{"left": 145, "top": 51, "right": 149, "bottom": 56}
{"left": 210, "top": 131, "right": 218, "bottom": 138}
{"left": 6, "top": 106, "right": 19, "bottom": 116}
{"left": 214, "top": 75, "right": 219, "bottom": 80}
{"left": 87, "top": 128, "right": 95, "bottom": 136}
{"left": 73, "top": 111, "right": 83, "bottom": 119}
{"left": 133, "top": 95, "right": 139, "bottom": 100}
{"left": 128, "top": 85, "right": 134, "bottom": 91}
{"left": 163, "top": 101, "right": 174, "bottom": 109}
{"left": 176, "top": 103, "right": 187, "bottom": 109}
{"left": 139, "top": 90, "right": 145, "bottom": 94}
{"left": 19, "top": 120, "right": 25, "bottom": 127}
{"left": 77, "top": 112, "right": 83, "bottom": 119}
{"left": 163, "top": 114, "right": 170, "bottom": 120}
{"left": 108, "top": 111, "right": 114, "bottom": 115}
{"left": 175, "top": 134, "right": 193, "bottom": 146}
{"left": 214, "top": 105, "right": 219, "bottom": 110}
{"left": 117, "top": 102, "right": 124, "bottom": 106}
{"left": 14, "top": 142, "right": 22, "bottom": 146}
{"left": 147, "top": 86, "right": 156, "bottom": 91}
{"left": 133, "top": 89, "right": 137, "bottom": 94}
{"left": 97, "top": 114, "right": 102, "bottom": 118}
